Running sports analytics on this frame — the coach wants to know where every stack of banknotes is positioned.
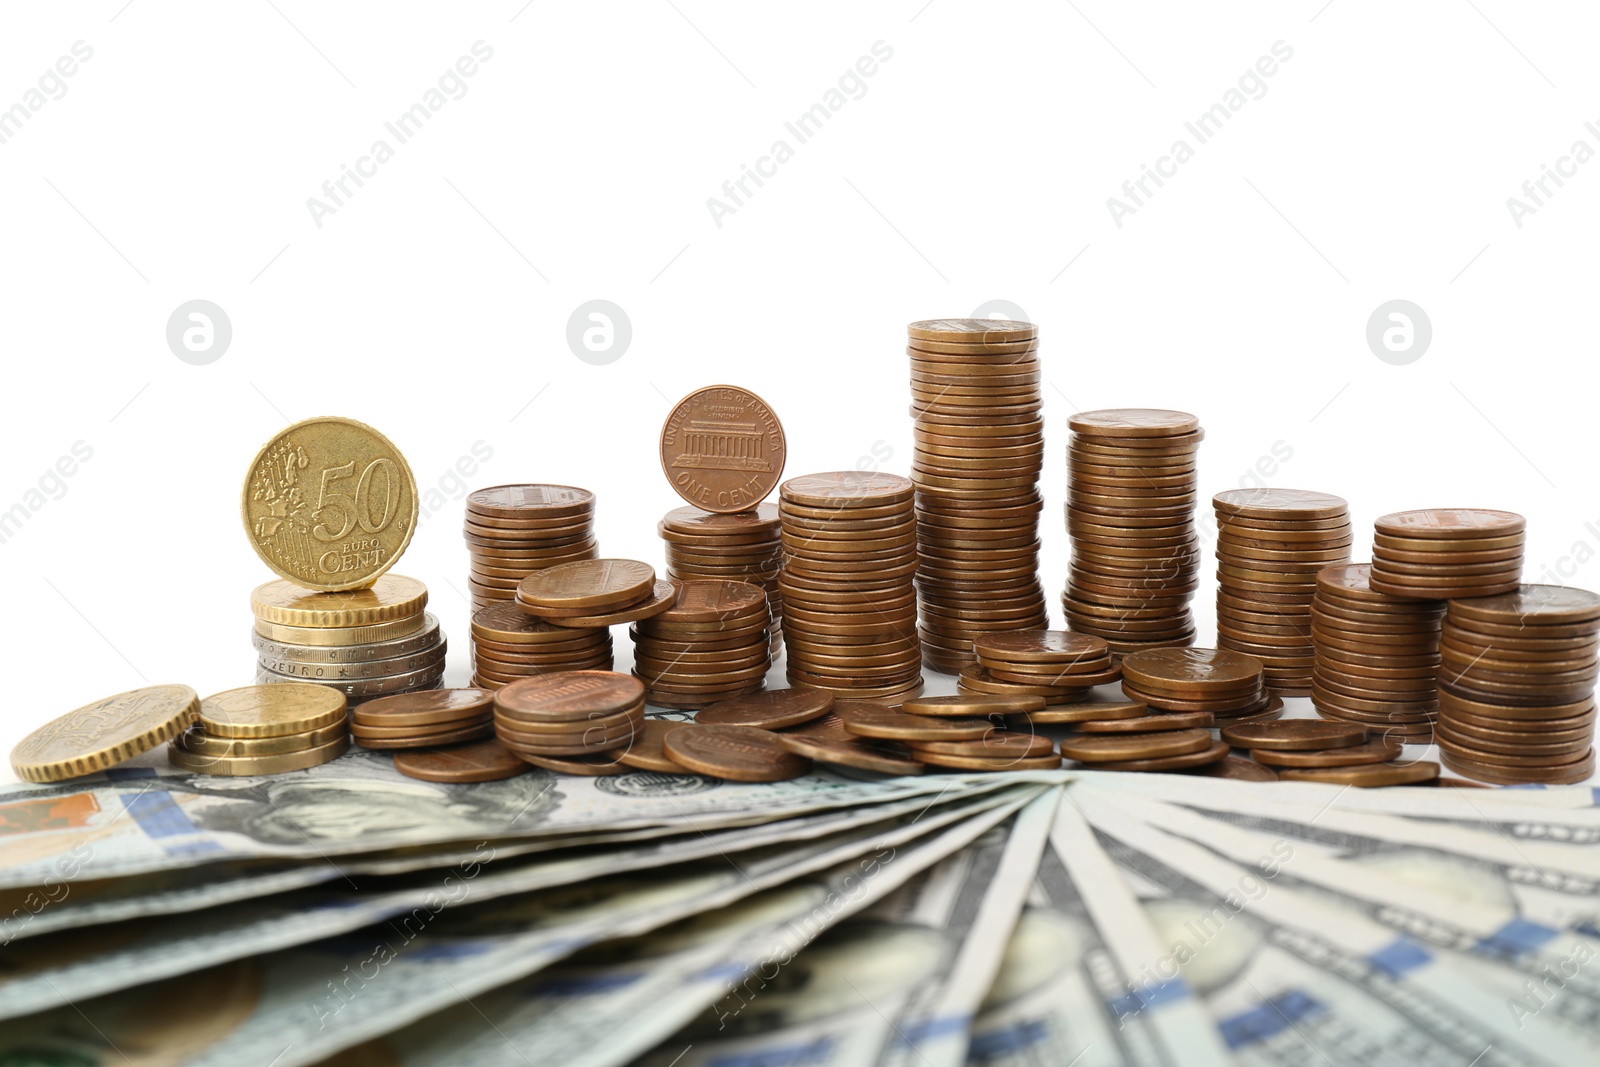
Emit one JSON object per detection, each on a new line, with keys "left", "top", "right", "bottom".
{"left": 1, "top": 751, "right": 1597, "bottom": 1065}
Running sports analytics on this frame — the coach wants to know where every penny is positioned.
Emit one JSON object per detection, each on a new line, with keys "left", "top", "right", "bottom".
{"left": 251, "top": 575, "right": 428, "bottom": 629}
{"left": 907, "top": 318, "right": 1036, "bottom": 344}
{"left": 781, "top": 472, "right": 916, "bottom": 509}
{"left": 388, "top": 739, "right": 530, "bottom": 783}
{"left": 1058, "top": 729, "right": 1215, "bottom": 762}
{"left": 1448, "top": 585, "right": 1600, "bottom": 627}
{"left": 467, "top": 484, "right": 593, "bottom": 519}
{"left": 902, "top": 694, "right": 1046, "bottom": 717}
{"left": 1439, "top": 748, "right": 1594, "bottom": 785}
{"left": 909, "top": 732, "right": 1056, "bottom": 759}
{"left": 241, "top": 416, "right": 417, "bottom": 592}
{"left": 514, "top": 749, "right": 634, "bottom": 776}
{"left": 542, "top": 580, "right": 681, "bottom": 628}
{"left": 660, "top": 724, "right": 811, "bottom": 781}
{"left": 696, "top": 689, "right": 834, "bottom": 729}
{"left": 517, "top": 560, "right": 656, "bottom": 614}
{"left": 168, "top": 733, "right": 351, "bottom": 776}
{"left": 1373, "top": 531, "right": 1526, "bottom": 554}
{"left": 1122, "top": 648, "right": 1264, "bottom": 693}
{"left": 1250, "top": 737, "right": 1403, "bottom": 767}
{"left": 1183, "top": 754, "right": 1280, "bottom": 781}
{"left": 1214, "top": 489, "right": 1348, "bottom": 521}
{"left": 835, "top": 701, "right": 993, "bottom": 741}
{"left": 1374, "top": 509, "right": 1526, "bottom": 539}
{"left": 350, "top": 713, "right": 495, "bottom": 741}
{"left": 11, "top": 684, "right": 202, "bottom": 783}
{"left": 605, "top": 720, "right": 689, "bottom": 773}
{"left": 495, "top": 671, "right": 646, "bottom": 721}
{"left": 1076, "top": 710, "right": 1216, "bottom": 733}
{"left": 356, "top": 722, "right": 495, "bottom": 750}
{"left": 658, "top": 386, "right": 787, "bottom": 512}
{"left": 912, "top": 751, "right": 1063, "bottom": 772}
{"left": 1084, "top": 740, "right": 1231, "bottom": 772}
{"left": 197, "top": 684, "right": 347, "bottom": 739}
{"left": 1221, "top": 720, "right": 1368, "bottom": 751}
{"left": 972, "top": 630, "right": 1108, "bottom": 665}
{"left": 1279, "top": 760, "right": 1441, "bottom": 786}
{"left": 774, "top": 730, "right": 925, "bottom": 775}
{"left": 662, "top": 502, "right": 781, "bottom": 533}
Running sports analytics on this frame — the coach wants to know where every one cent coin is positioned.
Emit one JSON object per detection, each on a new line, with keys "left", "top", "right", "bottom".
{"left": 662, "top": 724, "right": 812, "bottom": 782}
{"left": 1059, "top": 729, "right": 1214, "bottom": 763}
{"left": 615, "top": 719, "right": 693, "bottom": 773}
{"left": 696, "top": 689, "right": 834, "bottom": 729}
{"left": 901, "top": 694, "right": 1046, "bottom": 717}
{"left": 517, "top": 560, "right": 656, "bottom": 612}
{"left": 1076, "top": 710, "right": 1216, "bottom": 733}
{"left": 835, "top": 701, "right": 995, "bottom": 741}
{"left": 1250, "top": 737, "right": 1403, "bottom": 767}
{"left": 1086, "top": 739, "right": 1231, "bottom": 772}
{"left": 354, "top": 688, "right": 495, "bottom": 728}
{"left": 775, "top": 730, "right": 926, "bottom": 776}
{"left": 1374, "top": 509, "right": 1525, "bottom": 539}
{"left": 12, "top": 684, "right": 201, "bottom": 783}
{"left": 661, "top": 385, "right": 787, "bottom": 513}
{"left": 1221, "top": 720, "right": 1367, "bottom": 751}
{"left": 391, "top": 739, "right": 530, "bottom": 782}
{"left": 1279, "top": 760, "right": 1441, "bottom": 786}
{"left": 1183, "top": 754, "right": 1280, "bottom": 781}
{"left": 496, "top": 671, "right": 646, "bottom": 720}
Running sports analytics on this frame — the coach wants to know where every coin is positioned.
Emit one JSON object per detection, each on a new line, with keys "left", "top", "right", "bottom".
{"left": 1446, "top": 584, "right": 1600, "bottom": 626}
{"left": 901, "top": 694, "right": 1046, "bottom": 717}
{"left": 1058, "top": 728, "right": 1214, "bottom": 762}
{"left": 168, "top": 734, "right": 351, "bottom": 776}
{"left": 1439, "top": 748, "right": 1594, "bottom": 785}
{"left": 242, "top": 416, "right": 417, "bottom": 592}
{"left": 356, "top": 722, "right": 495, "bottom": 750}
{"left": 1220, "top": 720, "right": 1368, "bottom": 751}
{"left": 835, "top": 701, "right": 994, "bottom": 741}
{"left": 908, "top": 732, "right": 1056, "bottom": 759}
{"left": 696, "top": 689, "right": 833, "bottom": 729}
{"left": 610, "top": 720, "right": 692, "bottom": 773}
{"left": 908, "top": 318, "right": 1036, "bottom": 344}
{"left": 391, "top": 739, "right": 530, "bottom": 782}
{"left": 252, "top": 575, "right": 428, "bottom": 628}
{"left": 1278, "top": 760, "right": 1441, "bottom": 786}
{"left": 1075, "top": 710, "right": 1216, "bottom": 733}
{"left": 911, "top": 751, "right": 1063, "bottom": 772}
{"left": 660, "top": 385, "right": 787, "bottom": 513}
{"left": 774, "top": 729, "right": 925, "bottom": 776}
{"left": 198, "top": 684, "right": 347, "bottom": 739}
{"left": 496, "top": 671, "right": 646, "bottom": 720}
{"left": 1374, "top": 509, "right": 1526, "bottom": 539}
{"left": 517, "top": 559, "right": 657, "bottom": 614}
{"left": 252, "top": 614, "right": 444, "bottom": 664}
{"left": 661, "top": 724, "right": 811, "bottom": 781}
{"left": 352, "top": 688, "right": 495, "bottom": 728}
{"left": 516, "top": 750, "right": 633, "bottom": 776}
{"left": 1082, "top": 740, "right": 1231, "bottom": 772}
{"left": 1123, "top": 648, "right": 1264, "bottom": 694}
{"left": 1249, "top": 737, "right": 1403, "bottom": 767}
{"left": 1183, "top": 755, "right": 1280, "bottom": 781}
{"left": 254, "top": 612, "right": 428, "bottom": 648}
{"left": 542, "top": 580, "right": 681, "bottom": 628}
{"left": 11, "top": 684, "right": 201, "bottom": 783}
{"left": 172, "top": 720, "right": 348, "bottom": 758}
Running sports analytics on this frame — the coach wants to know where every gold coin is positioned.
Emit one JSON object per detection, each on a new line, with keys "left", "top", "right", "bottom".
{"left": 198, "top": 683, "right": 348, "bottom": 739}
{"left": 173, "top": 720, "right": 348, "bottom": 757}
{"left": 241, "top": 416, "right": 418, "bottom": 591}
{"left": 11, "top": 685, "right": 200, "bottom": 783}
{"left": 168, "top": 734, "right": 351, "bottom": 776}
{"left": 254, "top": 611, "right": 428, "bottom": 648}
{"left": 251, "top": 575, "right": 428, "bottom": 628}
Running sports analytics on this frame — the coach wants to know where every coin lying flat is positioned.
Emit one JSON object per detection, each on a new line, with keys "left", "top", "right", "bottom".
{"left": 198, "top": 684, "right": 348, "bottom": 739}
{"left": 908, "top": 733, "right": 1055, "bottom": 759}
{"left": 661, "top": 385, "right": 787, "bottom": 513}
{"left": 1250, "top": 737, "right": 1403, "bottom": 767}
{"left": 11, "top": 684, "right": 201, "bottom": 783}
{"left": 1182, "top": 754, "right": 1280, "bottom": 781}
{"left": 696, "top": 689, "right": 833, "bottom": 729}
{"left": 353, "top": 688, "right": 496, "bottom": 728}
{"left": 251, "top": 575, "right": 428, "bottom": 628}
{"left": 1220, "top": 720, "right": 1367, "bottom": 751}
{"left": 662, "top": 724, "right": 811, "bottom": 782}
{"left": 496, "top": 671, "right": 646, "bottom": 721}
{"left": 517, "top": 560, "right": 657, "bottom": 613}
{"left": 1075, "top": 710, "right": 1216, "bottom": 733}
{"left": 393, "top": 739, "right": 531, "bottom": 783}
{"left": 168, "top": 734, "right": 351, "bottom": 776}
{"left": 901, "top": 695, "right": 1046, "bottom": 717}
{"left": 1059, "top": 729, "right": 1214, "bottom": 763}
{"left": 835, "top": 701, "right": 994, "bottom": 741}
{"left": 1278, "top": 760, "right": 1441, "bottom": 786}
{"left": 242, "top": 416, "right": 418, "bottom": 592}
{"left": 1085, "top": 739, "right": 1230, "bottom": 772}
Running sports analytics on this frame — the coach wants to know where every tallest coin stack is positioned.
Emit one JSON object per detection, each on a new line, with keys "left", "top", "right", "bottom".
{"left": 907, "top": 318, "right": 1048, "bottom": 674}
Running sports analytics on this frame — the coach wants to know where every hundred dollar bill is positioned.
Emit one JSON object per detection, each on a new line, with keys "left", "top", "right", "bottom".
{"left": 0, "top": 785, "right": 1045, "bottom": 1067}
{"left": 322, "top": 786, "right": 1039, "bottom": 1067}
{"left": 1072, "top": 789, "right": 1590, "bottom": 1065}
{"left": 0, "top": 785, "right": 1032, "bottom": 1021}
{"left": 0, "top": 748, "right": 1036, "bottom": 890}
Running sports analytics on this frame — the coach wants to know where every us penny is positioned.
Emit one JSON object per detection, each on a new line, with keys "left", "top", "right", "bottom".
{"left": 835, "top": 701, "right": 994, "bottom": 741}
{"left": 1182, "top": 754, "right": 1280, "bottom": 781}
{"left": 661, "top": 385, "right": 787, "bottom": 513}
{"left": 1279, "top": 760, "right": 1441, "bottom": 786}
{"left": 466, "top": 484, "right": 593, "bottom": 519}
{"left": 901, "top": 695, "right": 1046, "bottom": 717}
{"left": 909, "top": 733, "right": 1056, "bottom": 759}
{"left": 662, "top": 724, "right": 811, "bottom": 782}
{"left": 1058, "top": 728, "right": 1214, "bottom": 762}
{"left": 1076, "top": 710, "right": 1216, "bottom": 733}
{"left": 696, "top": 689, "right": 834, "bottom": 729}
{"left": 356, "top": 722, "right": 495, "bottom": 750}
{"left": 542, "top": 580, "right": 680, "bottom": 627}
{"left": 495, "top": 671, "right": 646, "bottom": 721}
{"left": 972, "top": 631, "right": 1109, "bottom": 664}
{"left": 911, "top": 751, "right": 1063, "bottom": 772}
{"left": 517, "top": 560, "right": 657, "bottom": 612}
{"left": 781, "top": 472, "right": 915, "bottom": 509}
{"left": 1122, "top": 648, "right": 1264, "bottom": 694}
{"left": 352, "top": 688, "right": 495, "bottom": 728}
{"left": 907, "top": 318, "right": 1036, "bottom": 344}
{"left": 1447, "top": 585, "right": 1600, "bottom": 626}
{"left": 661, "top": 503, "right": 781, "bottom": 535}
{"left": 514, "top": 750, "right": 634, "bottom": 776}
{"left": 1083, "top": 739, "right": 1231, "bottom": 772}
{"left": 1374, "top": 509, "right": 1525, "bottom": 539}
{"left": 1214, "top": 489, "right": 1348, "bottom": 521}
{"left": 1251, "top": 737, "right": 1403, "bottom": 767}
{"left": 1221, "top": 720, "right": 1368, "bottom": 751}
{"left": 613, "top": 720, "right": 693, "bottom": 773}
{"left": 393, "top": 739, "right": 531, "bottom": 782}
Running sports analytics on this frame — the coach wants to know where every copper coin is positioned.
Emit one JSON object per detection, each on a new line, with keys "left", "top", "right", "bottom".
{"left": 541, "top": 580, "right": 681, "bottom": 628}
{"left": 1214, "top": 489, "right": 1348, "bottom": 521}
{"left": 661, "top": 503, "right": 781, "bottom": 535}
{"left": 355, "top": 722, "right": 495, "bottom": 750}
{"left": 1082, "top": 739, "right": 1230, "bottom": 772}
{"left": 1250, "top": 737, "right": 1403, "bottom": 767}
{"left": 495, "top": 671, "right": 646, "bottom": 720}
{"left": 1183, "top": 755, "right": 1280, "bottom": 781}
{"left": 907, "top": 318, "right": 1036, "bottom": 344}
{"left": 1374, "top": 531, "right": 1527, "bottom": 553}
{"left": 659, "top": 385, "right": 787, "bottom": 512}
{"left": 901, "top": 694, "right": 1046, "bottom": 717}
{"left": 660, "top": 724, "right": 811, "bottom": 781}
{"left": 1374, "top": 509, "right": 1525, "bottom": 539}
{"left": 511, "top": 749, "right": 633, "bottom": 776}
{"left": 1221, "top": 720, "right": 1368, "bottom": 750}
{"left": 835, "top": 701, "right": 993, "bottom": 741}
{"left": 1122, "top": 648, "right": 1263, "bottom": 693}
{"left": 1279, "top": 760, "right": 1440, "bottom": 786}
{"left": 1448, "top": 585, "right": 1600, "bottom": 627}
{"left": 393, "top": 739, "right": 531, "bottom": 782}
{"left": 781, "top": 472, "right": 915, "bottom": 509}
{"left": 906, "top": 731, "right": 1057, "bottom": 759}
{"left": 350, "top": 712, "right": 493, "bottom": 740}
{"left": 1068, "top": 408, "right": 1198, "bottom": 438}
{"left": 353, "top": 688, "right": 496, "bottom": 728}
{"left": 1058, "top": 729, "right": 1214, "bottom": 762}
{"left": 1439, "top": 748, "right": 1594, "bottom": 785}
{"left": 972, "top": 630, "right": 1109, "bottom": 665}
{"left": 911, "top": 751, "right": 1063, "bottom": 772}
{"left": 466, "top": 484, "right": 594, "bottom": 519}
{"left": 695, "top": 689, "right": 833, "bottom": 729}
{"left": 774, "top": 730, "right": 925, "bottom": 775}
{"left": 1076, "top": 710, "right": 1215, "bottom": 733}
{"left": 611, "top": 719, "right": 693, "bottom": 772}
{"left": 517, "top": 560, "right": 656, "bottom": 612}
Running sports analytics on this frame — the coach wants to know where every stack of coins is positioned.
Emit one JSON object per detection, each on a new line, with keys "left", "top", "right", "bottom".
{"left": 1220, "top": 720, "right": 1436, "bottom": 786}
{"left": 963, "top": 631, "right": 1121, "bottom": 705}
{"left": 251, "top": 576, "right": 445, "bottom": 704}
{"left": 168, "top": 684, "right": 349, "bottom": 776}
{"left": 1369, "top": 509, "right": 1526, "bottom": 600}
{"left": 349, "top": 688, "right": 496, "bottom": 750}
{"left": 1310, "top": 563, "right": 1442, "bottom": 741}
{"left": 468, "top": 602, "right": 613, "bottom": 691}
{"left": 1213, "top": 489, "right": 1352, "bottom": 696}
{"left": 1436, "top": 585, "right": 1599, "bottom": 784}
{"left": 1064, "top": 409, "right": 1203, "bottom": 656}
{"left": 630, "top": 580, "right": 774, "bottom": 708}
{"left": 906, "top": 318, "right": 1047, "bottom": 673}
{"left": 493, "top": 671, "right": 646, "bottom": 774}
{"left": 1059, "top": 726, "right": 1226, "bottom": 774}
{"left": 1121, "top": 647, "right": 1279, "bottom": 721}
{"left": 833, "top": 699, "right": 1061, "bottom": 773}
{"left": 516, "top": 559, "right": 677, "bottom": 627}
{"left": 779, "top": 473, "right": 924, "bottom": 701}
{"left": 464, "top": 485, "right": 598, "bottom": 611}
{"left": 658, "top": 505, "right": 784, "bottom": 649}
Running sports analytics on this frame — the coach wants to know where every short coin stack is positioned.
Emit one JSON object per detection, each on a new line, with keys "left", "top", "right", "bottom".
{"left": 516, "top": 559, "right": 678, "bottom": 629}
{"left": 1121, "top": 647, "right": 1279, "bottom": 721}
{"left": 1059, "top": 726, "right": 1226, "bottom": 773}
{"left": 630, "top": 580, "right": 774, "bottom": 709}
{"left": 493, "top": 671, "right": 646, "bottom": 775}
{"left": 906, "top": 318, "right": 1047, "bottom": 673}
{"left": 1310, "top": 563, "right": 1442, "bottom": 742}
{"left": 251, "top": 576, "right": 445, "bottom": 704}
{"left": 468, "top": 602, "right": 613, "bottom": 691}
{"left": 1369, "top": 509, "right": 1526, "bottom": 600}
{"left": 1064, "top": 409, "right": 1203, "bottom": 656}
{"left": 658, "top": 505, "right": 784, "bottom": 650}
{"left": 1436, "top": 585, "right": 1599, "bottom": 784}
{"left": 1213, "top": 489, "right": 1352, "bottom": 696}
{"left": 349, "top": 688, "right": 496, "bottom": 750}
{"left": 464, "top": 485, "right": 598, "bottom": 612}
{"left": 961, "top": 630, "right": 1121, "bottom": 706}
{"left": 832, "top": 698, "right": 1061, "bottom": 772}
{"left": 779, "top": 472, "right": 924, "bottom": 701}
{"left": 168, "top": 684, "right": 349, "bottom": 776}
{"left": 1220, "top": 720, "right": 1435, "bottom": 786}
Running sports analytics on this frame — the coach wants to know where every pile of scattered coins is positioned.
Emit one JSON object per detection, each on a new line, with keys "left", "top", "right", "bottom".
{"left": 468, "top": 602, "right": 613, "bottom": 691}
{"left": 1213, "top": 488, "right": 1352, "bottom": 697}
{"left": 1218, "top": 719, "right": 1434, "bottom": 786}
{"left": 906, "top": 318, "right": 1048, "bottom": 673}
{"left": 778, "top": 472, "right": 924, "bottom": 701}
{"left": 1435, "top": 585, "right": 1599, "bottom": 784}
{"left": 658, "top": 505, "right": 784, "bottom": 649}
{"left": 349, "top": 688, "right": 495, "bottom": 750}
{"left": 168, "top": 684, "right": 350, "bottom": 776}
{"left": 1369, "top": 508, "right": 1526, "bottom": 600}
{"left": 1310, "top": 563, "right": 1442, "bottom": 742}
{"left": 493, "top": 671, "right": 647, "bottom": 775}
{"left": 631, "top": 579, "right": 773, "bottom": 708}
{"left": 1121, "top": 647, "right": 1281, "bottom": 722}
{"left": 251, "top": 576, "right": 445, "bottom": 703}
{"left": 464, "top": 485, "right": 599, "bottom": 612}
{"left": 1063, "top": 409, "right": 1203, "bottom": 656}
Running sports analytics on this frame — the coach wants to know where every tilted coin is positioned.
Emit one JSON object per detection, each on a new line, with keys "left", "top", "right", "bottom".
{"left": 1183, "top": 755, "right": 1280, "bottom": 781}
{"left": 1250, "top": 737, "right": 1403, "bottom": 767}
{"left": 1058, "top": 729, "right": 1214, "bottom": 762}
{"left": 513, "top": 750, "right": 633, "bottom": 776}
{"left": 355, "top": 722, "right": 495, "bottom": 750}
{"left": 392, "top": 739, "right": 531, "bottom": 783}
{"left": 251, "top": 575, "right": 428, "bottom": 628}
{"left": 11, "top": 684, "right": 201, "bottom": 783}
{"left": 1083, "top": 739, "right": 1231, "bottom": 773}
{"left": 774, "top": 729, "right": 925, "bottom": 776}
{"left": 1220, "top": 720, "right": 1368, "bottom": 751}
{"left": 199, "top": 684, "right": 348, "bottom": 739}
{"left": 695, "top": 689, "right": 834, "bottom": 729}
{"left": 168, "top": 734, "right": 351, "bottom": 776}
{"left": 901, "top": 695, "right": 1046, "bottom": 717}
{"left": 911, "top": 751, "right": 1063, "bottom": 772}
{"left": 242, "top": 416, "right": 418, "bottom": 592}
{"left": 1023, "top": 700, "right": 1150, "bottom": 724}
{"left": 908, "top": 732, "right": 1056, "bottom": 758}
{"left": 352, "top": 688, "right": 495, "bottom": 728}
{"left": 662, "top": 724, "right": 811, "bottom": 782}
{"left": 1075, "top": 710, "right": 1216, "bottom": 733}
{"left": 1278, "top": 760, "right": 1441, "bottom": 786}
{"left": 835, "top": 701, "right": 994, "bottom": 741}
{"left": 614, "top": 720, "right": 694, "bottom": 773}
{"left": 661, "top": 385, "right": 787, "bottom": 513}
{"left": 543, "top": 580, "right": 681, "bottom": 627}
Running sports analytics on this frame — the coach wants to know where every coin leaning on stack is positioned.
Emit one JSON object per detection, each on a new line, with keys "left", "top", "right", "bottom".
{"left": 251, "top": 575, "right": 445, "bottom": 703}
{"left": 1436, "top": 584, "right": 1600, "bottom": 784}
{"left": 468, "top": 602, "right": 613, "bottom": 691}
{"left": 779, "top": 472, "right": 924, "bottom": 702}
{"left": 1213, "top": 488, "right": 1352, "bottom": 697}
{"left": 493, "top": 671, "right": 647, "bottom": 775}
{"left": 464, "top": 484, "right": 598, "bottom": 612}
{"left": 168, "top": 684, "right": 350, "bottom": 775}
{"left": 658, "top": 504, "right": 784, "bottom": 653}
{"left": 1369, "top": 509, "right": 1526, "bottom": 600}
{"left": 1064, "top": 409, "right": 1203, "bottom": 656}
{"left": 906, "top": 318, "right": 1047, "bottom": 673}
{"left": 630, "top": 580, "right": 774, "bottom": 709}
{"left": 1310, "top": 563, "right": 1442, "bottom": 742}
{"left": 348, "top": 688, "right": 496, "bottom": 750}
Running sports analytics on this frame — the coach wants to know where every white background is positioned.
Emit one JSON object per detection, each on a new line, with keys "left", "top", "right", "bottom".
{"left": 2, "top": 2, "right": 1596, "bottom": 784}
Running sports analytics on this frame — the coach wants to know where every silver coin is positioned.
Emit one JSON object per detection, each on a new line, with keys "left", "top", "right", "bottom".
{"left": 256, "top": 660, "right": 447, "bottom": 698}
{"left": 257, "top": 638, "right": 446, "bottom": 681}
{"left": 251, "top": 614, "right": 444, "bottom": 664}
